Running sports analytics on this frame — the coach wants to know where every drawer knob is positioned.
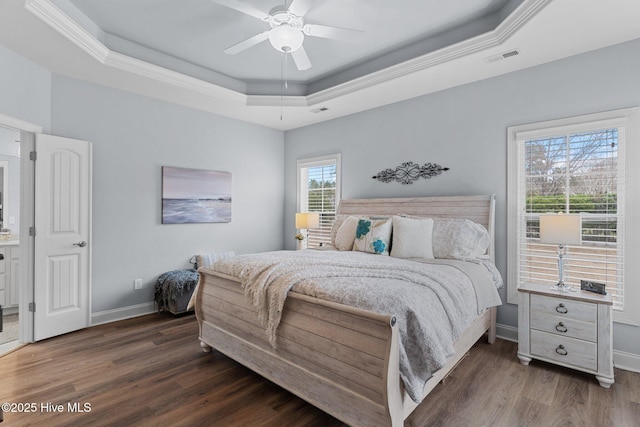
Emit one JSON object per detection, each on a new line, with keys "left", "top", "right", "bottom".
{"left": 555, "top": 345, "right": 568, "bottom": 356}
{"left": 555, "top": 322, "right": 568, "bottom": 333}
{"left": 555, "top": 303, "right": 568, "bottom": 314}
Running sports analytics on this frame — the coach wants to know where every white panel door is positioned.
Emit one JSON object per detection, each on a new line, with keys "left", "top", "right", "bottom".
{"left": 34, "top": 134, "right": 92, "bottom": 341}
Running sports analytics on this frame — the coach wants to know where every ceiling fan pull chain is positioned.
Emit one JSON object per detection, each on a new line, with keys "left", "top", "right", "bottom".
{"left": 284, "top": 49, "right": 289, "bottom": 89}
{"left": 280, "top": 51, "right": 284, "bottom": 121}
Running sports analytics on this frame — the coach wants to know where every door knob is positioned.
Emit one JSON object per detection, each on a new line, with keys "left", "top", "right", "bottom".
{"left": 73, "top": 241, "right": 87, "bottom": 247}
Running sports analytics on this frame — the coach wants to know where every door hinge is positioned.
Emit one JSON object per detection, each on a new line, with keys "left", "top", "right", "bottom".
{"left": 29, "top": 302, "right": 36, "bottom": 312}
{"left": 30, "top": 151, "right": 37, "bottom": 161}
{"left": 29, "top": 226, "right": 35, "bottom": 237}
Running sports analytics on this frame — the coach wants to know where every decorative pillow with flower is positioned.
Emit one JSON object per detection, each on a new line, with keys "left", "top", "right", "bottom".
{"left": 352, "top": 217, "right": 392, "bottom": 255}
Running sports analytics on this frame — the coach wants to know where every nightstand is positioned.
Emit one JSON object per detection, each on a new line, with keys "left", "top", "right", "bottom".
{"left": 517, "top": 282, "right": 614, "bottom": 388}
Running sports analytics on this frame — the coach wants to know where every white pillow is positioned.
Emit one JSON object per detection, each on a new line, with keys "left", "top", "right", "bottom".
{"left": 390, "top": 216, "right": 434, "bottom": 259}
{"left": 432, "top": 219, "right": 490, "bottom": 260}
{"left": 330, "top": 214, "right": 348, "bottom": 246}
{"left": 335, "top": 216, "right": 359, "bottom": 250}
{"left": 190, "top": 251, "right": 236, "bottom": 269}
{"left": 352, "top": 217, "right": 392, "bottom": 255}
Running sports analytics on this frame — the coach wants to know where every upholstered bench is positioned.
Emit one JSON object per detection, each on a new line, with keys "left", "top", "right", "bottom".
{"left": 154, "top": 269, "right": 199, "bottom": 315}
{"left": 154, "top": 251, "right": 235, "bottom": 315}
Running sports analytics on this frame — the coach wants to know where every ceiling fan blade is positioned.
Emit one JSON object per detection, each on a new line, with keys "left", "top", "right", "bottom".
{"left": 291, "top": 46, "right": 312, "bottom": 71}
{"left": 210, "top": 0, "right": 269, "bottom": 21}
{"left": 303, "top": 24, "right": 364, "bottom": 42}
{"left": 287, "top": 0, "right": 313, "bottom": 17}
{"left": 224, "top": 31, "right": 270, "bottom": 55}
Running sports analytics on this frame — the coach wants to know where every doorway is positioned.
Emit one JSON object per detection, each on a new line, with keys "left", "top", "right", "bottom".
{"left": 0, "top": 125, "right": 21, "bottom": 354}
{"left": 0, "top": 114, "right": 39, "bottom": 354}
{"left": 0, "top": 113, "right": 91, "bottom": 352}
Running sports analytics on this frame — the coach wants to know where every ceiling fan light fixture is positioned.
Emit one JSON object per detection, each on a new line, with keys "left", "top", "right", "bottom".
{"left": 269, "top": 24, "right": 304, "bottom": 52}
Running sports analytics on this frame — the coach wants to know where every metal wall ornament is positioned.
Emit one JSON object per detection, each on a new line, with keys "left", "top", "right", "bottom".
{"left": 372, "top": 161, "right": 450, "bottom": 184}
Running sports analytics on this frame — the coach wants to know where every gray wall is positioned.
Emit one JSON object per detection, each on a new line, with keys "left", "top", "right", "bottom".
{"left": 284, "top": 39, "right": 640, "bottom": 356}
{"left": 0, "top": 45, "right": 51, "bottom": 132}
{"left": 2, "top": 36, "right": 638, "bottom": 358}
{"left": 0, "top": 44, "right": 47, "bottom": 238}
{"left": 0, "top": 45, "right": 284, "bottom": 316}
{"left": 50, "top": 75, "right": 285, "bottom": 312}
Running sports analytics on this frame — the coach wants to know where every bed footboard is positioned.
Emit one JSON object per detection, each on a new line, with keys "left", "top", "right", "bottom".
{"left": 196, "top": 270, "right": 404, "bottom": 427}
{"left": 196, "top": 270, "right": 496, "bottom": 426}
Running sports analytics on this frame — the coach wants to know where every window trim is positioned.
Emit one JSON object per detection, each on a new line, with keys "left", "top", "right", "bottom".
{"left": 507, "top": 107, "right": 640, "bottom": 326}
{"left": 297, "top": 153, "right": 342, "bottom": 246}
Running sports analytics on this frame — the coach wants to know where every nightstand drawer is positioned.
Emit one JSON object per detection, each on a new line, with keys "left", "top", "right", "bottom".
{"left": 530, "top": 329, "right": 597, "bottom": 371}
{"left": 530, "top": 294, "right": 596, "bottom": 323}
{"left": 530, "top": 311, "right": 597, "bottom": 342}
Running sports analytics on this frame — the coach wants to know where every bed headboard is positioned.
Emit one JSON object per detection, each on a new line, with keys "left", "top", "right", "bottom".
{"left": 337, "top": 195, "right": 496, "bottom": 262}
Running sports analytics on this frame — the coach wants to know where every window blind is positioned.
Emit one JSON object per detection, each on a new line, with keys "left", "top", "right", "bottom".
{"left": 516, "top": 128, "right": 625, "bottom": 310}
{"left": 298, "top": 155, "right": 340, "bottom": 248}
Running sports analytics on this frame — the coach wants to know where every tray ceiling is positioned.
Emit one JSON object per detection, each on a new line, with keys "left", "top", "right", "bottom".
{"left": 1, "top": 0, "right": 640, "bottom": 130}
{"left": 57, "top": 0, "right": 515, "bottom": 96}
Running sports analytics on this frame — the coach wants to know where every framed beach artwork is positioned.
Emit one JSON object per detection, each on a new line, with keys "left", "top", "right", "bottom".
{"left": 162, "top": 166, "right": 232, "bottom": 224}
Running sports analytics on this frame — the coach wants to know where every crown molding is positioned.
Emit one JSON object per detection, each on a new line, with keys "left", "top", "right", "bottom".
{"left": 105, "top": 51, "right": 247, "bottom": 104}
{"left": 25, "top": 0, "right": 109, "bottom": 62}
{"left": 0, "top": 113, "right": 43, "bottom": 134}
{"left": 246, "top": 95, "right": 309, "bottom": 107}
{"left": 496, "top": 0, "right": 551, "bottom": 41}
{"left": 24, "top": 0, "right": 551, "bottom": 110}
{"left": 26, "top": 0, "right": 248, "bottom": 106}
{"left": 307, "top": 0, "right": 551, "bottom": 106}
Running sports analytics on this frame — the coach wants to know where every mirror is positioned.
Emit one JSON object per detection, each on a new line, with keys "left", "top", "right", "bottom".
{"left": 0, "top": 126, "right": 20, "bottom": 239}
{"left": 0, "top": 160, "right": 7, "bottom": 230}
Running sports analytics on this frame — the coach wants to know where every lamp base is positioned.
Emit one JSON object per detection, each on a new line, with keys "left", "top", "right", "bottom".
{"left": 550, "top": 282, "right": 575, "bottom": 293}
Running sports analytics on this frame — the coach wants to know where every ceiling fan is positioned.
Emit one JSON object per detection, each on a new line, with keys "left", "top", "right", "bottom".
{"left": 212, "top": 0, "right": 364, "bottom": 71}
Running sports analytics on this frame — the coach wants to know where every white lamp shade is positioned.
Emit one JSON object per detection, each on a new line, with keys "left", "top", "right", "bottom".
{"left": 295, "top": 212, "right": 320, "bottom": 229}
{"left": 269, "top": 24, "right": 304, "bottom": 52}
{"left": 539, "top": 213, "right": 582, "bottom": 245}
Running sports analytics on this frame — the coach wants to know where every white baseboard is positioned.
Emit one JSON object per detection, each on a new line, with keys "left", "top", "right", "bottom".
{"left": 499, "top": 322, "right": 640, "bottom": 373}
{"left": 91, "top": 302, "right": 156, "bottom": 326}
{"left": 0, "top": 341, "right": 27, "bottom": 357}
{"left": 496, "top": 322, "right": 518, "bottom": 342}
{"left": 613, "top": 350, "right": 640, "bottom": 373}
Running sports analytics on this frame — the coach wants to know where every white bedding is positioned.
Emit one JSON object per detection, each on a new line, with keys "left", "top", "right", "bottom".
{"left": 204, "top": 249, "right": 502, "bottom": 403}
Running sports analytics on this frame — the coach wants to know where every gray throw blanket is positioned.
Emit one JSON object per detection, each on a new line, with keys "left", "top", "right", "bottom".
{"left": 208, "top": 250, "right": 502, "bottom": 403}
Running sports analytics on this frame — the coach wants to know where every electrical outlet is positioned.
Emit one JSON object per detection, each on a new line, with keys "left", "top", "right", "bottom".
{"left": 134, "top": 279, "right": 143, "bottom": 290}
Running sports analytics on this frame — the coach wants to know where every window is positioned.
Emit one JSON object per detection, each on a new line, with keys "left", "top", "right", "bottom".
{"left": 507, "top": 108, "right": 640, "bottom": 325}
{"left": 297, "top": 154, "right": 341, "bottom": 248}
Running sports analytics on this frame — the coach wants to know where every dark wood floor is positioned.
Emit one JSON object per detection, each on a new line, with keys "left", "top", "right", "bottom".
{"left": 0, "top": 313, "right": 638, "bottom": 427}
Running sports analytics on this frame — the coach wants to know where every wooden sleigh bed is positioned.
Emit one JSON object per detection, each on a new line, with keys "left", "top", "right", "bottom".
{"left": 195, "top": 195, "right": 499, "bottom": 426}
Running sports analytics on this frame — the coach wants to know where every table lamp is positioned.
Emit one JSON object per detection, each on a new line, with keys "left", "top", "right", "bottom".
{"left": 539, "top": 213, "right": 582, "bottom": 292}
{"left": 295, "top": 212, "right": 320, "bottom": 249}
